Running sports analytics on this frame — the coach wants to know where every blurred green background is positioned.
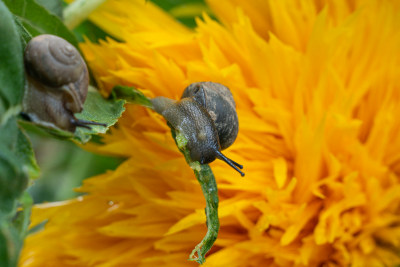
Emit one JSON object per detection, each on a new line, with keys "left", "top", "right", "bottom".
{"left": 27, "top": 134, "right": 123, "bottom": 203}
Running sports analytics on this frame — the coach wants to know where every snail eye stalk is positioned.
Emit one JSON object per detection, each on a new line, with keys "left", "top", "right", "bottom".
{"left": 71, "top": 118, "right": 107, "bottom": 129}
{"left": 215, "top": 150, "right": 245, "bottom": 177}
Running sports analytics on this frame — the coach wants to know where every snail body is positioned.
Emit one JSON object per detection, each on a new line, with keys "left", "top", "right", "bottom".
{"left": 22, "top": 34, "right": 105, "bottom": 132}
{"left": 152, "top": 82, "right": 244, "bottom": 176}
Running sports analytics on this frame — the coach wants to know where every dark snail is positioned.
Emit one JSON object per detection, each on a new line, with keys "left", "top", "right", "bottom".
{"left": 152, "top": 82, "right": 244, "bottom": 176}
{"left": 22, "top": 34, "right": 105, "bottom": 132}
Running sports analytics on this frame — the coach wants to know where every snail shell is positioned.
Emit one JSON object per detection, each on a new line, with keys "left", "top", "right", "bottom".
{"left": 152, "top": 82, "right": 244, "bottom": 176}
{"left": 181, "top": 82, "right": 239, "bottom": 150}
{"left": 22, "top": 34, "right": 103, "bottom": 132}
{"left": 24, "top": 35, "right": 86, "bottom": 90}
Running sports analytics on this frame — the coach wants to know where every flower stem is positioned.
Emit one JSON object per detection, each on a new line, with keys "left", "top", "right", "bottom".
{"left": 63, "top": 0, "right": 106, "bottom": 30}
{"left": 173, "top": 131, "right": 220, "bottom": 264}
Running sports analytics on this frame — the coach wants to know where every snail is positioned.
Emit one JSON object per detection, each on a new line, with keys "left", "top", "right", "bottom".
{"left": 22, "top": 34, "right": 105, "bottom": 132}
{"left": 152, "top": 82, "right": 244, "bottom": 176}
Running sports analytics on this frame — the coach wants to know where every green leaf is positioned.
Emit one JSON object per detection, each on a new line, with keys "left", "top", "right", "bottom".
{"left": 0, "top": 117, "right": 40, "bottom": 179}
{"left": 18, "top": 119, "right": 75, "bottom": 140}
{"left": 0, "top": 152, "right": 27, "bottom": 216}
{"left": 112, "top": 85, "right": 153, "bottom": 109}
{"left": 12, "top": 192, "right": 33, "bottom": 239}
{"left": 74, "top": 89, "right": 125, "bottom": 142}
{"left": 35, "top": 0, "right": 63, "bottom": 18}
{"left": 2, "top": 0, "right": 79, "bottom": 49}
{"left": 0, "top": 220, "right": 21, "bottom": 267}
{"left": 0, "top": 99, "right": 5, "bottom": 119}
{"left": 73, "top": 19, "right": 116, "bottom": 43}
{"left": 0, "top": 1, "right": 24, "bottom": 112}
{"left": 0, "top": 116, "right": 21, "bottom": 150}
{"left": 13, "top": 16, "right": 32, "bottom": 49}
{"left": 0, "top": 117, "right": 35, "bottom": 215}
{"left": 0, "top": 110, "right": 36, "bottom": 267}
{"left": 150, "top": 0, "right": 213, "bottom": 28}
{"left": 150, "top": 0, "right": 205, "bottom": 12}
{"left": 15, "top": 128, "right": 40, "bottom": 179}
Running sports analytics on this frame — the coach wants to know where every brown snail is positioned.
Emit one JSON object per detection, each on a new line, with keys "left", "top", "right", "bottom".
{"left": 22, "top": 34, "right": 105, "bottom": 132}
{"left": 152, "top": 82, "right": 244, "bottom": 176}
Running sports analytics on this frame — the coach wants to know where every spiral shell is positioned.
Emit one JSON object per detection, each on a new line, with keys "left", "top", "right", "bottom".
{"left": 181, "top": 82, "right": 239, "bottom": 150}
{"left": 22, "top": 34, "right": 91, "bottom": 132}
{"left": 25, "top": 35, "right": 85, "bottom": 86}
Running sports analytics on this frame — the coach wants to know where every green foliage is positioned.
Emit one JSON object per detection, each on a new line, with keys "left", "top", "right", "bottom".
{"left": 0, "top": 0, "right": 126, "bottom": 266}
{"left": 0, "top": 117, "right": 33, "bottom": 266}
{"left": 13, "top": 127, "right": 40, "bottom": 179}
{"left": 35, "top": 0, "right": 63, "bottom": 18}
{"left": 112, "top": 85, "right": 153, "bottom": 109}
{"left": 150, "top": 0, "right": 212, "bottom": 28}
{"left": 73, "top": 20, "right": 114, "bottom": 43}
{"left": 0, "top": 2, "right": 31, "bottom": 217}
{"left": 74, "top": 90, "right": 126, "bottom": 142}
{"left": 0, "top": 221, "right": 20, "bottom": 267}
{"left": 13, "top": 17, "right": 33, "bottom": 49}
{"left": 27, "top": 135, "right": 123, "bottom": 203}
{"left": 2, "top": 0, "right": 79, "bottom": 48}
{"left": 12, "top": 192, "right": 33, "bottom": 239}
{"left": 0, "top": 193, "right": 32, "bottom": 267}
{"left": 0, "top": 152, "right": 27, "bottom": 216}
{"left": 0, "top": 1, "right": 24, "bottom": 110}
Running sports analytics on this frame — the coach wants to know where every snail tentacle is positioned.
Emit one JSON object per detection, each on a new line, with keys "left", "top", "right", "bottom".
{"left": 214, "top": 150, "right": 245, "bottom": 177}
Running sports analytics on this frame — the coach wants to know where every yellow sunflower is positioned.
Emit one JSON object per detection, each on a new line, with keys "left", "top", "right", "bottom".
{"left": 20, "top": 0, "right": 400, "bottom": 266}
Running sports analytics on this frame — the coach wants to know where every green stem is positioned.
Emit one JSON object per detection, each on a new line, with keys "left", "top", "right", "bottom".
{"left": 63, "top": 0, "right": 106, "bottom": 30}
{"left": 188, "top": 165, "right": 219, "bottom": 264}
{"left": 174, "top": 131, "right": 220, "bottom": 264}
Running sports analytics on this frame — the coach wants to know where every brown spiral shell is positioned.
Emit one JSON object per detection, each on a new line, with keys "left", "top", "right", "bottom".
{"left": 22, "top": 34, "right": 90, "bottom": 132}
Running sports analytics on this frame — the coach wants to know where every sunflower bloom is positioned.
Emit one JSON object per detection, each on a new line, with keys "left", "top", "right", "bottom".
{"left": 20, "top": 0, "right": 400, "bottom": 266}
